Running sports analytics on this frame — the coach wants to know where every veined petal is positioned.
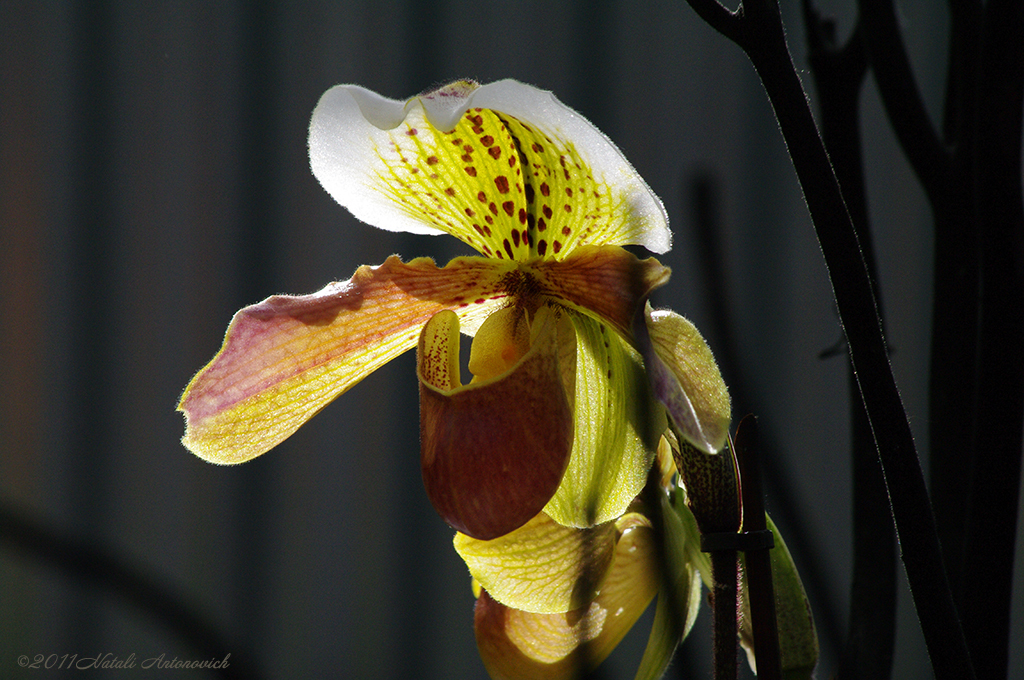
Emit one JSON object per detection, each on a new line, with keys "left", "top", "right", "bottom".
{"left": 419, "top": 307, "right": 573, "bottom": 540}
{"left": 308, "top": 80, "right": 670, "bottom": 262}
{"left": 454, "top": 512, "right": 620, "bottom": 615}
{"left": 528, "top": 245, "right": 670, "bottom": 337}
{"left": 543, "top": 311, "right": 666, "bottom": 529}
{"left": 179, "top": 255, "right": 512, "bottom": 464}
{"left": 637, "top": 303, "right": 731, "bottom": 454}
{"left": 473, "top": 514, "right": 660, "bottom": 679}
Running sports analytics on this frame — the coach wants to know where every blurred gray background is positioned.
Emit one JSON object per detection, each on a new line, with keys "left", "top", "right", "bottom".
{"left": 2, "top": 1, "right": 1020, "bottom": 678}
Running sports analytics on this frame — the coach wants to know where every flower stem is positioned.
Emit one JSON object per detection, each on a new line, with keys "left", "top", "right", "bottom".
{"left": 711, "top": 549, "right": 739, "bottom": 680}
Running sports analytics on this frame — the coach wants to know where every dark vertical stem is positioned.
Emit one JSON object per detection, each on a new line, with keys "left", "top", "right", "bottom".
{"left": 734, "top": 416, "right": 782, "bottom": 680}
{"left": 800, "top": 11, "right": 897, "bottom": 679}
{"left": 958, "top": 1, "right": 1024, "bottom": 675}
{"left": 687, "top": 173, "right": 844, "bottom": 655}
{"left": 742, "top": 28, "right": 972, "bottom": 678}
{"left": 711, "top": 550, "right": 739, "bottom": 680}
{"left": 678, "top": 0, "right": 976, "bottom": 676}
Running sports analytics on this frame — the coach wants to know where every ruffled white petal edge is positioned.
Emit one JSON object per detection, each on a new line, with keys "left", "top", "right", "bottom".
{"left": 308, "top": 79, "right": 671, "bottom": 253}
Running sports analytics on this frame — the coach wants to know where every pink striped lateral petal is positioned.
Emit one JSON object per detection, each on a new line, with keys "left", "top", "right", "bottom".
{"left": 418, "top": 306, "right": 574, "bottom": 540}
{"left": 179, "top": 255, "right": 513, "bottom": 465}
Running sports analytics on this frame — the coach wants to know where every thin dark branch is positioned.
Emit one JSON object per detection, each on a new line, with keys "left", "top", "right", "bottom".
{"left": 957, "top": 0, "right": 1024, "bottom": 675}
{"left": 711, "top": 550, "right": 740, "bottom": 680}
{"left": 856, "top": 0, "right": 951, "bottom": 198}
{"left": 683, "top": 0, "right": 746, "bottom": 42}
{"left": 800, "top": 9, "right": 898, "bottom": 679}
{"left": 679, "top": 0, "right": 976, "bottom": 677}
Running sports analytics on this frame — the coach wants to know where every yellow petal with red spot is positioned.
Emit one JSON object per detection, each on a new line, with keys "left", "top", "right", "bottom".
{"left": 178, "top": 255, "right": 513, "bottom": 464}
{"left": 309, "top": 80, "right": 670, "bottom": 262}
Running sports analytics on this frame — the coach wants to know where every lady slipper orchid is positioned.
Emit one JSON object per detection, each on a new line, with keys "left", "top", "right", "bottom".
{"left": 177, "top": 78, "right": 754, "bottom": 679}
{"left": 178, "top": 79, "right": 694, "bottom": 540}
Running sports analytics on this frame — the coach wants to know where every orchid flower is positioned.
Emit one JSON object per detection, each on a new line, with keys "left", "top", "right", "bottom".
{"left": 178, "top": 79, "right": 729, "bottom": 539}
{"left": 178, "top": 79, "right": 751, "bottom": 678}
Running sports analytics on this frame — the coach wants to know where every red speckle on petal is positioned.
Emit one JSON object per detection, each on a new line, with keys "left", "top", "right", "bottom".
{"left": 494, "top": 176, "right": 510, "bottom": 194}
{"left": 565, "top": 187, "right": 573, "bottom": 197}
{"left": 503, "top": 239, "right": 514, "bottom": 259}
{"left": 518, "top": 208, "right": 527, "bottom": 225}
{"left": 489, "top": 202, "right": 499, "bottom": 215}
{"left": 480, "top": 135, "right": 494, "bottom": 146}
{"left": 540, "top": 183, "right": 550, "bottom": 196}
{"left": 466, "top": 208, "right": 476, "bottom": 217}
{"left": 553, "top": 240, "right": 562, "bottom": 253}
{"left": 445, "top": 187, "right": 456, "bottom": 196}
{"left": 562, "top": 226, "right": 572, "bottom": 236}
{"left": 406, "top": 128, "right": 418, "bottom": 135}
{"left": 502, "top": 201, "right": 514, "bottom": 216}
{"left": 543, "top": 205, "right": 553, "bottom": 219}
{"left": 538, "top": 239, "right": 548, "bottom": 255}
{"left": 537, "top": 217, "right": 547, "bottom": 231}
{"left": 466, "top": 167, "right": 477, "bottom": 177}
{"left": 531, "top": 142, "right": 544, "bottom": 153}
{"left": 564, "top": 204, "right": 572, "bottom": 213}
{"left": 477, "top": 191, "right": 487, "bottom": 203}
{"left": 427, "top": 156, "right": 439, "bottom": 165}
{"left": 525, "top": 185, "right": 535, "bottom": 203}
{"left": 512, "top": 230, "right": 521, "bottom": 247}
{"left": 489, "top": 147, "right": 502, "bottom": 159}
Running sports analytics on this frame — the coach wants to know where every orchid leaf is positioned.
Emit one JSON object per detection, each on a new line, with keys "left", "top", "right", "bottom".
{"left": 739, "top": 514, "right": 819, "bottom": 679}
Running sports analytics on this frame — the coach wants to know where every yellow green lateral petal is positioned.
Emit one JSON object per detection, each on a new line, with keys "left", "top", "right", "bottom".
{"left": 308, "top": 80, "right": 671, "bottom": 261}
{"left": 178, "top": 255, "right": 513, "bottom": 464}
{"left": 542, "top": 311, "right": 666, "bottom": 529}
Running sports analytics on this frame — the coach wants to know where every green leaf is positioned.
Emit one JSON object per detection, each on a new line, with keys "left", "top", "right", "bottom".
{"left": 738, "top": 514, "right": 819, "bottom": 679}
